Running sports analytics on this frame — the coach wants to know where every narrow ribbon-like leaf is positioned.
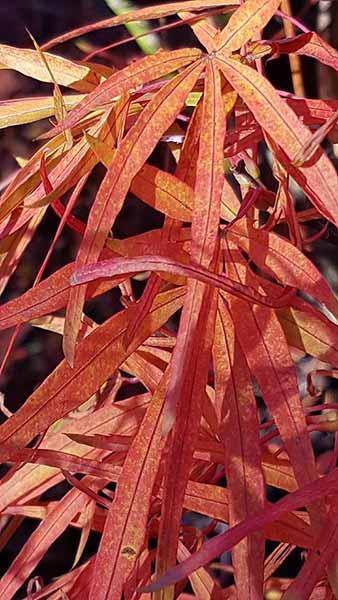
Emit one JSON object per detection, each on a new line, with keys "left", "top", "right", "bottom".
{"left": 71, "top": 254, "right": 295, "bottom": 308}
{"left": 214, "top": 299, "right": 265, "bottom": 599}
{"left": 277, "top": 307, "right": 338, "bottom": 366}
{"left": 228, "top": 220, "right": 338, "bottom": 318}
{"left": 215, "top": 0, "right": 281, "bottom": 53}
{"left": 0, "top": 94, "right": 84, "bottom": 129}
{"left": 0, "top": 43, "right": 98, "bottom": 91}
{"left": 155, "top": 61, "right": 224, "bottom": 598}
{"left": 42, "top": 1, "right": 240, "bottom": 50}
{"left": 274, "top": 32, "right": 338, "bottom": 73}
{"left": 89, "top": 370, "right": 168, "bottom": 600}
{"left": 40, "top": 49, "right": 202, "bottom": 139}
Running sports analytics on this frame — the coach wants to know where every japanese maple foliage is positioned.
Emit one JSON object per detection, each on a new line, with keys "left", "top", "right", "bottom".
{"left": 0, "top": 1, "right": 338, "bottom": 599}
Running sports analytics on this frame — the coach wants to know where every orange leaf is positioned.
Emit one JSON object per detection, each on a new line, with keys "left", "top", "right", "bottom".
{"left": 71, "top": 254, "right": 295, "bottom": 308}
{"left": 0, "top": 94, "right": 84, "bottom": 129}
{"left": 191, "top": 61, "right": 225, "bottom": 269}
{"left": 40, "top": 48, "right": 202, "bottom": 139}
{"left": 215, "top": 0, "right": 281, "bottom": 53}
{"left": 0, "top": 101, "right": 123, "bottom": 226}
{"left": 179, "top": 11, "right": 218, "bottom": 53}
{"left": 0, "top": 43, "right": 98, "bottom": 91}
{"left": 277, "top": 307, "right": 338, "bottom": 366}
{"left": 131, "top": 164, "right": 193, "bottom": 222}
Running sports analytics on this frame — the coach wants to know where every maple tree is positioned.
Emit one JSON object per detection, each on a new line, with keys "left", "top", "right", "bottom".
{"left": 0, "top": 0, "right": 338, "bottom": 598}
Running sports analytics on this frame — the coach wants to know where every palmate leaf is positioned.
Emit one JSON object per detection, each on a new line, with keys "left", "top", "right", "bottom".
{"left": 0, "top": 1, "right": 338, "bottom": 598}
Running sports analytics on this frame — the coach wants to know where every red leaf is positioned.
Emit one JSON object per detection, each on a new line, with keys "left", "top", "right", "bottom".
{"left": 0, "top": 476, "right": 105, "bottom": 599}
{"left": 276, "top": 504, "right": 338, "bottom": 600}
{"left": 141, "top": 468, "right": 338, "bottom": 593}
{"left": 156, "top": 281, "right": 219, "bottom": 587}
{"left": 213, "top": 298, "right": 265, "bottom": 599}
{"left": 0, "top": 444, "right": 117, "bottom": 479}
{"left": 88, "top": 371, "right": 168, "bottom": 600}
{"left": 275, "top": 32, "right": 338, "bottom": 73}
{"left": 224, "top": 242, "right": 319, "bottom": 492}
{"left": 216, "top": 55, "right": 338, "bottom": 226}
{"left": 71, "top": 254, "right": 295, "bottom": 309}
{"left": 0, "top": 394, "right": 148, "bottom": 513}
{"left": 155, "top": 60, "right": 224, "bottom": 588}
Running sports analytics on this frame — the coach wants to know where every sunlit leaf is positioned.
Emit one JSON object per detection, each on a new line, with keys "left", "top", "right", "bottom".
{"left": 215, "top": 0, "right": 281, "bottom": 53}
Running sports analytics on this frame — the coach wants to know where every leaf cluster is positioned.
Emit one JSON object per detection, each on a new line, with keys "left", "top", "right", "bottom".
{"left": 0, "top": 1, "right": 338, "bottom": 598}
